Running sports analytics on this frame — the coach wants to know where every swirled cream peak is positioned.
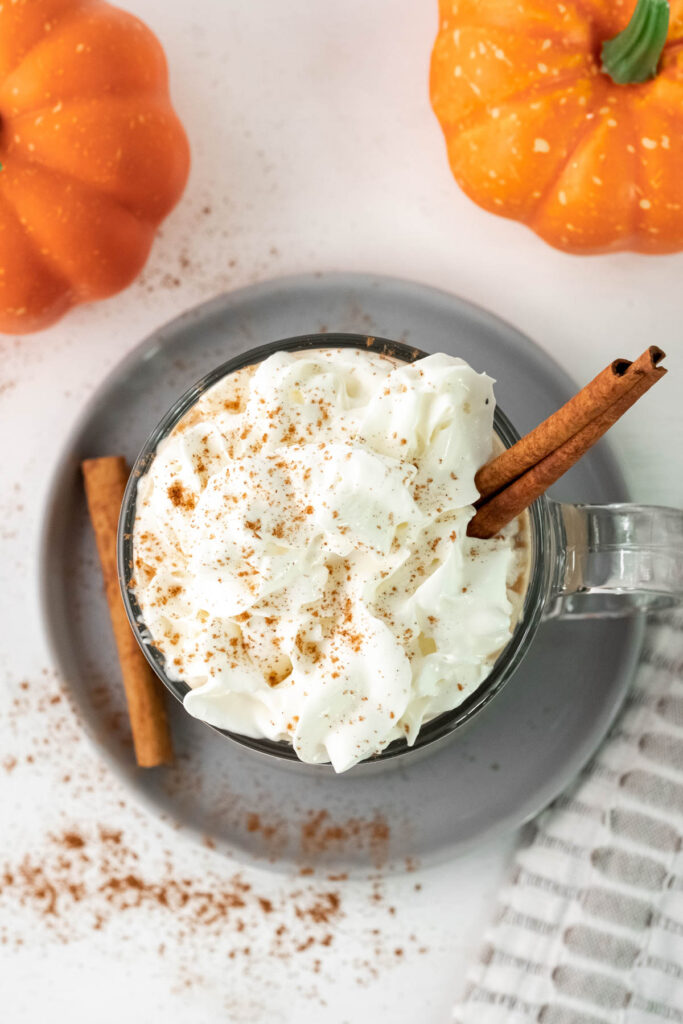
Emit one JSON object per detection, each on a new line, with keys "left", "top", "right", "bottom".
{"left": 132, "top": 348, "right": 528, "bottom": 772}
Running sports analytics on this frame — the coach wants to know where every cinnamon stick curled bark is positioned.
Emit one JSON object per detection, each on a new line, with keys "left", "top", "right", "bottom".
{"left": 82, "top": 456, "right": 173, "bottom": 767}
{"left": 468, "top": 347, "right": 667, "bottom": 540}
{"left": 475, "top": 346, "right": 665, "bottom": 501}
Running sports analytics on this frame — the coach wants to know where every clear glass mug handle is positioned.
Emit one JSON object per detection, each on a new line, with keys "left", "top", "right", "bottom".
{"left": 544, "top": 502, "right": 683, "bottom": 619}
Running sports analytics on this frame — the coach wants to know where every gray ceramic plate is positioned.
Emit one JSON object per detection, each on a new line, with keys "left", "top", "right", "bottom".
{"left": 40, "top": 273, "right": 641, "bottom": 874}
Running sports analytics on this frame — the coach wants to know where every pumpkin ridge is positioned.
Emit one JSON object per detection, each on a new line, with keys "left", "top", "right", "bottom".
{"left": 6, "top": 95, "right": 188, "bottom": 221}
{"left": 568, "top": 0, "right": 625, "bottom": 43}
{"left": 0, "top": 156, "right": 154, "bottom": 297}
{"left": 568, "top": 0, "right": 601, "bottom": 31}
{"left": 0, "top": 1, "right": 97, "bottom": 84}
{"left": 0, "top": 184, "right": 74, "bottom": 305}
{"left": 526, "top": 101, "right": 607, "bottom": 235}
{"left": 433, "top": 19, "right": 584, "bottom": 46}
{"left": 436, "top": 0, "right": 594, "bottom": 43}
{"left": 627, "top": 94, "right": 670, "bottom": 251}
{"left": 4, "top": 153, "right": 161, "bottom": 225}
{"left": 629, "top": 107, "right": 647, "bottom": 249}
{"left": 432, "top": 64, "right": 595, "bottom": 136}
{"left": 2, "top": 82, "right": 171, "bottom": 119}
{"left": 531, "top": 108, "right": 643, "bottom": 253}
{"left": 0, "top": 161, "right": 99, "bottom": 298}
{"left": 1, "top": 153, "right": 154, "bottom": 228}
{"left": 0, "top": 4, "right": 169, "bottom": 118}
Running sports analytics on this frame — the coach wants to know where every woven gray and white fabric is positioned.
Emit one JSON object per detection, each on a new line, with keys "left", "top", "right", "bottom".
{"left": 455, "top": 609, "right": 683, "bottom": 1024}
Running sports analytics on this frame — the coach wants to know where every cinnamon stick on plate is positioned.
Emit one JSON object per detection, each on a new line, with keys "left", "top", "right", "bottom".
{"left": 468, "top": 347, "right": 667, "bottom": 540}
{"left": 82, "top": 456, "right": 173, "bottom": 767}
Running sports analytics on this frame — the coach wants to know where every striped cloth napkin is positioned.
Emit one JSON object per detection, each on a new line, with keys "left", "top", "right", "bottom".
{"left": 455, "top": 609, "right": 683, "bottom": 1024}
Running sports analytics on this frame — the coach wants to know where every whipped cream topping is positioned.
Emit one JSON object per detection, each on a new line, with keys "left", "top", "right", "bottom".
{"left": 132, "top": 348, "right": 528, "bottom": 772}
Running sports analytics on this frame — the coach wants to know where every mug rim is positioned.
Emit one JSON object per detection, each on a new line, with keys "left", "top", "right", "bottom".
{"left": 117, "top": 333, "right": 547, "bottom": 769}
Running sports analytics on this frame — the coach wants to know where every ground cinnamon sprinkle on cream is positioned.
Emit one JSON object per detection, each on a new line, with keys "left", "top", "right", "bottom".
{"left": 132, "top": 347, "right": 529, "bottom": 772}
{"left": 167, "top": 481, "right": 196, "bottom": 510}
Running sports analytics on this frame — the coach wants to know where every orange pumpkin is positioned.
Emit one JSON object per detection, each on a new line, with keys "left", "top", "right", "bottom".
{"left": 0, "top": 0, "right": 189, "bottom": 333}
{"left": 430, "top": 0, "right": 683, "bottom": 254}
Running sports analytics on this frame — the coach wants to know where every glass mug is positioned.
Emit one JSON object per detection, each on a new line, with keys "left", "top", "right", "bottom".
{"left": 118, "top": 335, "right": 683, "bottom": 770}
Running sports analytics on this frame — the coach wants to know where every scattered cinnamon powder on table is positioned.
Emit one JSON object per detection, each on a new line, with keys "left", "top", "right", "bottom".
{"left": 1, "top": 669, "right": 428, "bottom": 992}
{"left": 0, "top": 823, "right": 343, "bottom": 955}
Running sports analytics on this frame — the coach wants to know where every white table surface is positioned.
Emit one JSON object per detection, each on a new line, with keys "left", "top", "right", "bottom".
{"left": 1, "top": 1, "right": 682, "bottom": 1021}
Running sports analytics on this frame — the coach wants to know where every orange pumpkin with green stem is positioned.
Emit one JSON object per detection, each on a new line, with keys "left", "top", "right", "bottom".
{"left": 0, "top": 0, "right": 189, "bottom": 334}
{"left": 430, "top": 0, "right": 683, "bottom": 254}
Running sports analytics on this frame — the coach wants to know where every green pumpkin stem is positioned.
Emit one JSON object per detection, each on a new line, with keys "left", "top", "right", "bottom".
{"left": 602, "top": 0, "right": 670, "bottom": 84}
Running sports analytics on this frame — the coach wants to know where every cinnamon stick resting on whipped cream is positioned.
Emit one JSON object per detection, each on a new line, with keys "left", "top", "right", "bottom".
{"left": 468, "top": 346, "right": 666, "bottom": 540}
{"left": 83, "top": 456, "right": 173, "bottom": 767}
